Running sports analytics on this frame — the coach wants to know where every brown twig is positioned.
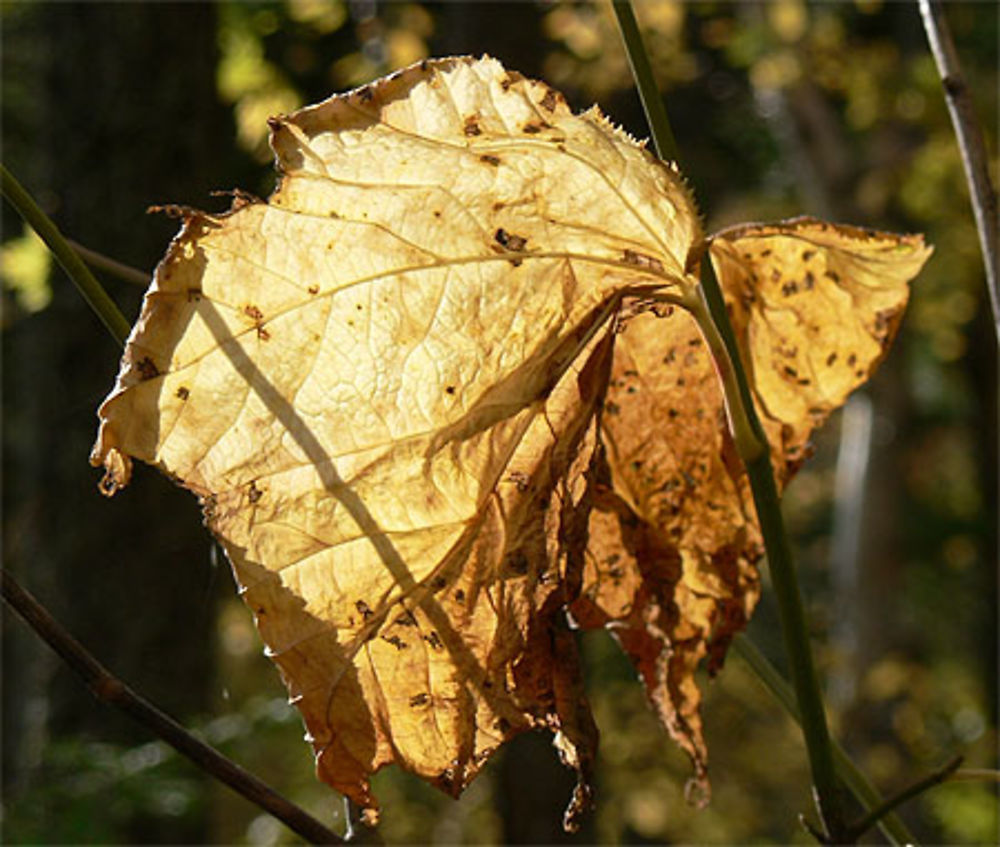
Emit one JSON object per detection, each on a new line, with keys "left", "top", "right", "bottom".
{"left": 67, "top": 238, "right": 150, "bottom": 287}
{"left": 843, "top": 755, "right": 964, "bottom": 843}
{"left": 920, "top": 0, "right": 1000, "bottom": 340}
{"left": 1, "top": 567, "right": 342, "bottom": 845}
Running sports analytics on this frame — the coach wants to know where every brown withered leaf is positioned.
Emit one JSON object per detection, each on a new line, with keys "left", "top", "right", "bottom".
{"left": 90, "top": 56, "right": 701, "bottom": 828}
{"left": 572, "top": 219, "right": 930, "bottom": 803}
{"left": 90, "top": 55, "right": 931, "bottom": 827}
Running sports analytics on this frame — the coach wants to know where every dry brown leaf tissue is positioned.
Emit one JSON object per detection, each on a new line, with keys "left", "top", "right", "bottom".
{"left": 91, "top": 56, "right": 930, "bottom": 827}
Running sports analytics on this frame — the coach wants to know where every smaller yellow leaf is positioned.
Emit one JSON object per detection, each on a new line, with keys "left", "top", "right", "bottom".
{"left": 709, "top": 216, "right": 932, "bottom": 477}
{"left": 575, "top": 216, "right": 930, "bottom": 802}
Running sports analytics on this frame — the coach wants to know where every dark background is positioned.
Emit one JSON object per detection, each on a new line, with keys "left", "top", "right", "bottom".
{"left": 2, "top": 1, "right": 996, "bottom": 843}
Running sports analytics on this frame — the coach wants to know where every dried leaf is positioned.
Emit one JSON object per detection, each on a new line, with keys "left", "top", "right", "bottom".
{"left": 90, "top": 56, "right": 931, "bottom": 826}
{"left": 710, "top": 217, "right": 932, "bottom": 481}
{"left": 573, "top": 218, "right": 930, "bottom": 802}
{"left": 91, "top": 56, "right": 701, "bottom": 826}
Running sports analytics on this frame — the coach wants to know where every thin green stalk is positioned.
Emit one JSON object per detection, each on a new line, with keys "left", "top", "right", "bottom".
{"left": 733, "top": 636, "right": 916, "bottom": 845}
{"left": 2, "top": 164, "right": 130, "bottom": 346}
{"left": 611, "top": 0, "right": 680, "bottom": 163}
{"left": 694, "top": 266, "right": 846, "bottom": 840}
{"left": 613, "top": 2, "right": 846, "bottom": 838}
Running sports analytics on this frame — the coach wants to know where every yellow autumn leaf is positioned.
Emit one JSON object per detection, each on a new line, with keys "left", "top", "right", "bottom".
{"left": 91, "top": 56, "right": 702, "bottom": 829}
{"left": 574, "top": 217, "right": 930, "bottom": 803}
{"left": 90, "top": 56, "right": 931, "bottom": 828}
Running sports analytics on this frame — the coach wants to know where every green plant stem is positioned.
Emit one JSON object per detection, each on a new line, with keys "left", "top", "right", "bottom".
{"left": 610, "top": 0, "right": 680, "bottom": 163}
{"left": 733, "top": 636, "right": 915, "bottom": 845}
{"left": 696, "top": 263, "right": 846, "bottom": 840}
{"left": 613, "top": 3, "right": 846, "bottom": 838}
{"left": 1, "top": 568, "right": 342, "bottom": 845}
{"left": 1, "top": 164, "right": 130, "bottom": 346}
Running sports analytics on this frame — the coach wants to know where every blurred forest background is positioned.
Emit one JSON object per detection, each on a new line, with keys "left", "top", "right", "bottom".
{"left": 1, "top": 1, "right": 996, "bottom": 843}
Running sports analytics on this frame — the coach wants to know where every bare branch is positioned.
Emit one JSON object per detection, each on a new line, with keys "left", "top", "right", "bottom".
{"left": 920, "top": 0, "right": 1000, "bottom": 340}
{"left": 1, "top": 567, "right": 342, "bottom": 845}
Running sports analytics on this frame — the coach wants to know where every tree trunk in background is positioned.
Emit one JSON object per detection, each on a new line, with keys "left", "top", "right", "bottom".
{"left": 2, "top": 4, "right": 243, "bottom": 841}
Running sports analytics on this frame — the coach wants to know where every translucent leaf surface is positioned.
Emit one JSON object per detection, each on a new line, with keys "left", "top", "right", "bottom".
{"left": 573, "top": 218, "right": 930, "bottom": 802}
{"left": 91, "top": 56, "right": 930, "bottom": 827}
{"left": 91, "top": 56, "right": 701, "bottom": 827}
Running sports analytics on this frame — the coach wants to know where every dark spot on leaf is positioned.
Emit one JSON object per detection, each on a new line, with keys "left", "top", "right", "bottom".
{"left": 423, "top": 631, "right": 443, "bottom": 651}
{"left": 622, "top": 249, "right": 664, "bottom": 273}
{"left": 463, "top": 116, "right": 482, "bottom": 137}
{"left": 494, "top": 228, "right": 526, "bottom": 251}
{"left": 355, "top": 600, "right": 373, "bottom": 620}
{"left": 445, "top": 385, "right": 456, "bottom": 395}
{"left": 847, "top": 353, "right": 857, "bottom": 367}
{"left": 825, "top": 270, "right": 841, "bottom": 283}
{"left": 761, "top": 248, "right": 772, "bottom": 257}
{"left": 308, "top": 284, "right": 319, "bottom": 295}
{"left": 420, "top": 59, "right": 429, "bottom": 72}
{"left": 668, "top": 408, "right": 679, "bottom": 419}
{"left": 500, "top": 75, "right": 512, "bottom": 91}
{"left": 802, "top": 249, "right": 815, "bottom": 261}
{"left": 176, "top": 386, "right": 190, "bottom": 400}
{"left": 540, "top": 86, "right": 560, "bottom": 111}
{"left": 826, "top": 352, "right": 837, "bottom": 366}
{"left": 431, "top": 576, "right": 447, "bottom": 591}
{"left": 381, "top": 634, "right": 407, "bottom": 650}
{"left": 394, "top": 610, "right": 417, "bottom": 627}
{"left": 357, "top": 85, "right": 374, "bottom": 103}
{"left": 433, "top": 210, "right": 442, "bottom": 218}
{"left": 805, "top": 271, "right": 816, "bottom": 289}
{"left": 454, "top": 588, "right": 465, "bottom": 603}
{"left": 244, "top": 304, "right": 263, "bottom": 322}
{"left": 187, "top": 288, "right": 202, "bottom": 302}
{"left": 494, "top": 228, "right": 527, "bottom": 266}
{"left": 605, "top": 400, "right": 620, "bottom": 416}
{"left": 257, "top": 326, "right": 271, "bottom": 342}
{"left": 784, "top": 365, "right": 799, "bottom": 378}
{"left": 495, "top": 716, "right": 511, "bottom": 733}
{"left": 248, "top": 481, "right": 262, "bottom": 504}
{"left": 480, "top": 154, "right": 501, "bottom": 166}
{"left": 137, "top": 357, "right": 159, "bottom": 381}
{"left": 782, "top": 281, "right": 798, "bottom": 296}
{"left": 409, "top": 693, "right": 429, "bottom": 707}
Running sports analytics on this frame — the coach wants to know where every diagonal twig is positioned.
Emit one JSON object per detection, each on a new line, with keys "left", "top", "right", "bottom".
{"left": 844, "top": 755, "right": 964, "bottom": 843}
{"left": 67, "top": 238, "right": 150, "bottom": 287}
{"left": 1, "top": 567, "right": 342, "bottom": 845}
{"left": 919, "top": 0, "right": 999, "bottom": 339}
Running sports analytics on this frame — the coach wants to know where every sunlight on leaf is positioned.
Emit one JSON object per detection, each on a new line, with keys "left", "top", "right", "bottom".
{"left": 91, "top": 56, "right": 929, "bottom": 828}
